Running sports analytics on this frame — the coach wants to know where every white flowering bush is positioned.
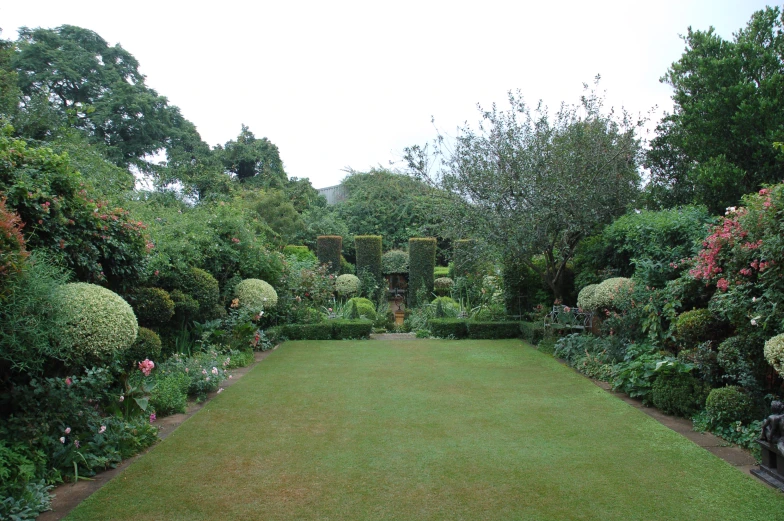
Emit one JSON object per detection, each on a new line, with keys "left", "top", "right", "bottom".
{"left": 335, "top": 274, "right": 361, "bottom": 297}
{"left": 54, "top": 282, "right": 138, "bottom": 362}
{"left": 581, "top": 277, "right": 633, "bottom": 312}
{"left": 577, "top": 284, "right": 599, "bottom": 310}
{"left": 764, "top": 333, "right": 784, "bottom": 377}
{"left": 234, "top": 278, "right": 278, "bottom": 311}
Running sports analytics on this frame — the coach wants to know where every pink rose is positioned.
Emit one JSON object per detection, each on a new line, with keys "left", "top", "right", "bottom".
{"left": 138, "top": 359, "right": 155, "bottom": 377}
{"left": 64, "top": 427, "right": 71, "bottom": 434}
{"left": 99, "top": 425, "right": 106, "bottom": 434}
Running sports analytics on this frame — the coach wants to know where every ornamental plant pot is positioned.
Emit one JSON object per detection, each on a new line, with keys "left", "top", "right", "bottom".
{"left": 394, "top": 311, "right": 405, "bottom": 325}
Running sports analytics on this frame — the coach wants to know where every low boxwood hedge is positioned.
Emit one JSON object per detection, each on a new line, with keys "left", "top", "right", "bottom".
{"left": 466, "top": 321, "right": 521, "bottom": 339}
{"left": 331, "top": 319, "right": 373, "bottom": 339}
{"left": 430, "top": 318, "right": 468, "bottom": 339}
{"left": 282, "top": 323, "right": 334, "bottom": 340}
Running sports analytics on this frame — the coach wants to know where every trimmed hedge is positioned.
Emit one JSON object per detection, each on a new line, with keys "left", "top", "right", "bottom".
{"left": 282, "top": 322, "right": 334, "bottom": 340}
{"left": 452, "top": 239, "right": 476, "bottom": 277}
{"left": 430, "top": 318, "right": 468, "bottom": 339}
{"left": 331, "top": 319, "right": 373, "bottom": 339}
{"left": 467, "top": 321, "right": 520, "bottom": 339}
{"left": 278, "top": 320, "right": 373, "bottom": 340}
{"left": 409, "top": 237, "right": 437, "bottom": 307}
{"left": 520, "top": 321, "right": 545, "bottom": 344}
{"left": 355, "top": 235, "right": 383, "bottom": 282}
{"left": 317, "top": 235, "right": 342, "bottom": 274}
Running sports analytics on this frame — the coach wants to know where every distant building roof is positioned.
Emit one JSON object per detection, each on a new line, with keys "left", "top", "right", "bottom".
{"left": 317, "top": 184, "right": 348, "bottom": 205}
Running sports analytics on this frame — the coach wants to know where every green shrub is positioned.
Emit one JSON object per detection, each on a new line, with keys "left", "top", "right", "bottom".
{"left": 430, "top": 318, "right": 468, "bottom": 339}
{"left": 264, "top": 325, "right": 284, "bottom": 344}
{"left": 331, "top": 319, "right": 373, "bottom": 339}
{"left": 382, "top": 249, "right": 409, "bottom": 274}
{"left": 355, "top": 235, "right": 382, "bottom": 282}
{"left": 451, "top": 239, "right": 476, "bottom": 278}
{"left": 0, "top": 197, "right": 29, "bottom": 283}
{"left": 705, "top": 386, "right": 756, "bottom": 426}
{"left": 283, "top": 323, "right": 334, "bottom": 340}
{"left": 316, "top": 235, "right": 342, "bottom": 274}
{"left": 119, "top": 327, "right": 162, "bottom": 369}
{"left": 434, "top": 266, "right": 450, "bottom": 278}
{"left": 149, "top": 371, "right": 189, "bottom": 416}
{"left": 673, "top": 308, "right": 719, "bottom": 347}
{"left": 580, "top": 277, "right": 633, "bottom": 312}
{"left": 169, "top": 289, "right": 199, "bottom": 324}
{"left": 576, "top": 284, "right": 598, "bottom": 310}
{"left": 346, "top": 297, "right": 376, "bottom": 321}
{"left": 53, "top": 282, "right": 138, "bottom": 363}
{"left": 408, "top": 237, "right": 437, "bottom": 307}
{"left": 466, "top": 321, "right": 520, "bottom": 339}
{"left": 718, "top": 335, "right": 766, "bottom": 390}
{"left": 234, "top": 278, "right": 278, "bottom": 311}
{"left": 764, "top": 333, "right": 784, "bottom": 378}
{"left": 430, "top": 296, "right": 460, "bottom": 317}
{"left": 126, "top": 287, "right": 175, "bottom": 327}
{"left": 335, "top": 274, "right": 361, "bottom": 297}
{"left": 433, "top": 277, "right": 454, "bottom": 296}
{"left": 178, "top": 267, "right": 220, "bottom": 321}
{"left": 283, "top": 245, "right": 317, "bottom": 263}
{"left": 650, "top": 371, "right": 709, "bottom": 417}
{"left": 339, "top": 256, "right": 354, "bottom": 275}
{"left": 520, "top": 321, "right": 544, "bottom": 345}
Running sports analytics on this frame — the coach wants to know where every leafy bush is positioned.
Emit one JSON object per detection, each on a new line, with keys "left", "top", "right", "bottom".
{"left": 354, "top": 235, "right": 382, "bottom": 282}
{"left": 178, "top": 267, "right": 220, "bottom": 321}
{"left": 282, "top": 245, "right": 317, "bottom": 263}
{"left": 764, "top": 333, "right": 784, "bottom": 378}
{"left": 581, "top": 277, "right": 633, "bottom": 312}
{"left": 316, "top": 235, "right": 342, "bottom": 274}
{"left": 149, "top": 371, "right": 189, "bottom": 416}
{"left": 650, "top": 371, "right": 709, "bottom": 417}
{"left": 451, "top": 239, "right": 477, "bottom": 278}
{"left": 520, "top": 321, "right": 544, "bottom": 345}
{"left": 408, "top": 237, "right": 436, "bottom": 307}
{"left": 335, "top": 274, "right": 360, "bottom": 297}
{"left": 611, "top": 343, "right": 687, "bottom": 402}
{"left": 576, "top": 284, "right": 598, "bottom": 310}
{"left": 282, "top": 323, "right": 333, "bottom": 340}
{"left": 119, "top": 327, "right": 162, "bottom": 370}
{"left": 125, "top": 287, "right": 174, "bottom": 327}
{"left": 677, "top": 342, "right": 720, "bottom": 387}
{"left": 430, "top": 318, "right": 468, "bottom": 339}
{"left": 705, "top": 386, "right": 756, "bottom": 426}
{"left": 434, "top": 266, "right": 450, "bottom": 278}
{"left": 672, "top": 308, "right": 720, "bottom": 347}
{"left": 718, "top": 335, "right": 766, "bottom": 390}
{"left": 430, "top": 296, "right": 461, "bottom": 317}
{"left": 53, "top": 282, "right": 138, "bottom": 364}
{"left": 0, "top": 197, "right": 29, "bottom": 283}
{"left": 157, "top": 351, "right": 229, "bottom": 400}
{"left": 234, "top": 278, "right": 278, "bottom": 312}
{"left": 382, "top": 249, "right": 409, "bottom": 274}
{"left": 331, "top": 319, "right": 373, "bottom": 339}
{"left": 466, "top": 321, "right": 520, "bottom": 339}
{"left": 346, "top": 297, "right": 376, "bottom": 321}
{"left": 433, "top": 277, "right": 454, "bottom": 296}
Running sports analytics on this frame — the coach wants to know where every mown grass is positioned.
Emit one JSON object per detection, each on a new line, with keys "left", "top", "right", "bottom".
{"left": 67, "top": 339, "right": 784, "bottom": 520}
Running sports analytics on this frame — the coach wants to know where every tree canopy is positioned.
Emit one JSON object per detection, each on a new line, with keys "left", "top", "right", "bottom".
{"left": 645, "top": 6, "right": 784, "bottom": 214}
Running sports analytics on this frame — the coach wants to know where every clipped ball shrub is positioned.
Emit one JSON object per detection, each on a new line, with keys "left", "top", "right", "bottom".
{"left": 335, "top": 274, "right": 361, "bottom": 297}
{"left": 764, "top": 333, "right": 784, "bottom": 378}
{"left": 581, "top": 277, "right": 633, "bottom": 312}
{"left": 577, "top": 284, "right": 598, "bottom": 310}
{"left": 234, "top": 278, "right": 278, "bottom": 311}
{"left": 382, "top": 249, "right": 409, "bottom": 274}
{"left": 705, "top": 386, "right": 756, "bottom": 426}
{"left": 317, "top": 235, "right": 342, "bottom": 274}
{"left": 179, "top": 267, "right": 220, "bottom": 320}
{"left": 409, "top": 237, "right": 437, "bottom": 307}
{"left": 282, "top": 245, "right": 317, "bottom": 264}
{"left": 127, "top": 287, "right": 175, "bottom": 327}
{"left": 346, "top": 297, "right": 376, "bottom": 321}
{"left": 119, "top": 327, "right": 163, "bottom": 368}
{"left": 54, "top": 282, "right": 138, "bottom": 362}
{"left": 355, "top": 235, "right": 383, "bottom": 282}
{"left": 650, "top": 371, "right": 709, "bottom": 417}
{"left": 433, "top": 277, "right": 454, "bottom": 296}
{"left": 673, "top": 308, "right": 719, "bottom": 347}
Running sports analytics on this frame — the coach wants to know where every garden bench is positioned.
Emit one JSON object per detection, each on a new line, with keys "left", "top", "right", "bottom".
{"left": 543, "top": 305, "right": 593, "bottom": 331}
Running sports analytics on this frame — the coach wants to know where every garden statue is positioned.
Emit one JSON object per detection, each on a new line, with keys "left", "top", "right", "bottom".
{"left": 753, "top": 400, "right": 784, "bottom": 490}
{"left": 761, "top": 400, "right": 784, "bottom": 452}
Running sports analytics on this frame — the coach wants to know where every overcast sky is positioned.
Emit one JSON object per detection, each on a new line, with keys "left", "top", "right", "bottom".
{"left": 1, "top": 1, "right": 774, "bottom": 189}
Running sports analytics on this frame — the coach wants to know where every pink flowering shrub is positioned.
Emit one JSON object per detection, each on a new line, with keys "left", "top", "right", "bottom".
{"left": 138, "top": 359, "right": 155, "bottom": 377}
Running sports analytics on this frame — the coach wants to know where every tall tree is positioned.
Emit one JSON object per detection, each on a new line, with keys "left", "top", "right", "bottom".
{"left": 645, "top": 7, "right": 784, "bottom": 214}
{"left": 13, "top": 25, "right": 184, "bottom": 169}
{"left": 409, "top": 83, "right": 642, "bottom": 299}
{"left": 218, "top": 125, "right": 287, "bottom": 189}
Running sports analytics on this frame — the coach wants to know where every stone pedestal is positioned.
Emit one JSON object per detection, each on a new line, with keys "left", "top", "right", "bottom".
{"left": 394, "top": 311, "right": 405, "bottom": 326}
{"left": 752, "top": 439, "right": 784, "bottom": 491}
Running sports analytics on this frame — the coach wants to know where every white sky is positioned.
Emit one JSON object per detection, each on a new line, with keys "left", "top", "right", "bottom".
{"left": 1, "top": 1, "right": 775, "bottom": 189}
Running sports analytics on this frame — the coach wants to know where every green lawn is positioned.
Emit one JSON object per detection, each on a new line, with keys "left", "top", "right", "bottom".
{"left": 67, "top": 340, "right": 784, "bottom": 520}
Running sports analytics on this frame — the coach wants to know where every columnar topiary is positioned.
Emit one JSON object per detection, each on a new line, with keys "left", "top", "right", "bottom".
{"left": 452, "top": 239, "right": 476, "bottom": 277}
{"left": 433, "top": 277, "right": 454, "bottom": 296}
{"left": 127, "top": 287, "right": 175, "bottom": 327}
{"left": 346, "top": 297, "right": 377, "bottom": 320}
{"left": 317, "top": 235, "right": 342, "bottom": 274}
{"left": 54, "top": 282, "right": 138, "bottom": 363}
{"left": 409, "top": 237, "right": 437, "bottom": 307}
{"left": 355, "top": 235, "right": 383, "bottom": 281}
{"left": 764, "top": 333, "right": 784, "bottom": 378}
{"left": 283, "top": 245, "right": 317, "bottom": 264}
{"left": 382, "top": 249, "right": 409, "bottom": 274}
{"left": 234, "top": 278, "right": 278, "bottom": 311}
{"left": 336, "top": 274, "right": 361, "bottom": 297}
{"left": 577, "top": 284, "right": 598, "bottom": 310}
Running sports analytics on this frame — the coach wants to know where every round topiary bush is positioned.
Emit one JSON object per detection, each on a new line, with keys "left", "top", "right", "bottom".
{"left": 705, "top": 386, "right": 756, "bottom": 426}
{"left": 177, "top": 267, "right": 220, "bottom": 321}
{"left": 673, "top": 308, "right": 718, "bottom": 347}
{"left": 127, "top": 287, "right": 175, "bottom": 327}
{"left": 347, "top": 297, "right": 376, "bottom": 320}
{"left": 335, "top": 274, "right": 361, "bottom": 297}
{"left": 382, "top": 250, "right": 409, "bottom": 274}
{"left": 234, "top": 279, "right": 278, "bottom": 312}
{"left": 577, "top": 284, "right": 598, "bottom": 311}
{"left": 433, "top": 277, "right": 454, "bottom": 296}
{"left": 651, "top": 371, "right": 709, "bottom": 417}
{"left": 582, "top": 278, "right": 633, "bottom": 312}
{"left": 119, "top": 327, "right": 163, "bottom": 368}
{"left": 54, "top": 282, "right": 138, "bottom": 363}
{"left": 764, "top": 333, "right": 784, "bottom": 378}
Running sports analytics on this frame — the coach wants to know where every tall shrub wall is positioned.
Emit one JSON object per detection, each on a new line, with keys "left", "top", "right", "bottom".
{"left": 354, "top": 235, "right": 383, "bottom": 282}
{"left": 409, "top": 237, "right": 437, "bottom": 307}
{"left": 317, "top": 235, "right": 342, "bottom": 274}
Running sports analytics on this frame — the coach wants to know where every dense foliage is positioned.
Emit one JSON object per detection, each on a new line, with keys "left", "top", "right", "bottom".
{"left": 316, "top": 235, "right": 342, "bottom": 274}
{"left": 408, "top": 237, "right": 436, "bottom": 307}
